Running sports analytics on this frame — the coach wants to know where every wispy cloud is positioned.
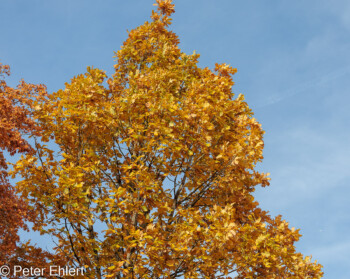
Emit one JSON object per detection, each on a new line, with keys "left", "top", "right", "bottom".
{"left": 257, "top": 65, "right": 350, "bottom": 108}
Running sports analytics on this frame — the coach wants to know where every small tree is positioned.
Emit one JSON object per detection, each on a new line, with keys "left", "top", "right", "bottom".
{"left": 0, "top": 63, "right": 58, "bottom": 276}
{"left": 14, "top": 0, "right": 323, "bottom": 278}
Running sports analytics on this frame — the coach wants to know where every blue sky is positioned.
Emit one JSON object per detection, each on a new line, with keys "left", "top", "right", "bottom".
{"left": 1, "top": 0, "right": 349, "bottom": 277}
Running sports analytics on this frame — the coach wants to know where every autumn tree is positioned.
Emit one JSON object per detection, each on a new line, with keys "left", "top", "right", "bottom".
{"left": 13, "top": 0, "right": 323, "bottom": 278}
{"left": 0, "top": 63, "right": 62, "bottom": 277}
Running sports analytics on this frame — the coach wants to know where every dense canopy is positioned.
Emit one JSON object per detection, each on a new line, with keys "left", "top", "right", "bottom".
{"left": 3, "top": 0, "right": 323, "bottom": 278}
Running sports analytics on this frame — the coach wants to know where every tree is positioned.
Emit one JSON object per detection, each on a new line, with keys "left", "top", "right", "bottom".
{"left": 13, "top": 0, "right": 323, "bottom": 278}
{"left": 0, "top": 63, "right": 60, "bottom": 277}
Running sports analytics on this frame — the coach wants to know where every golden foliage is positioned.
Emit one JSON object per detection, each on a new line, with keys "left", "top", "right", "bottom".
{"left": 12, "top": 0, "right": 323, "bottom": 278}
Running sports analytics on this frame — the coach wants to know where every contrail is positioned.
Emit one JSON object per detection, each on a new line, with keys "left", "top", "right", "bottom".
{"left": 256, "top": 65, "right": 350, "bottom": 108}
